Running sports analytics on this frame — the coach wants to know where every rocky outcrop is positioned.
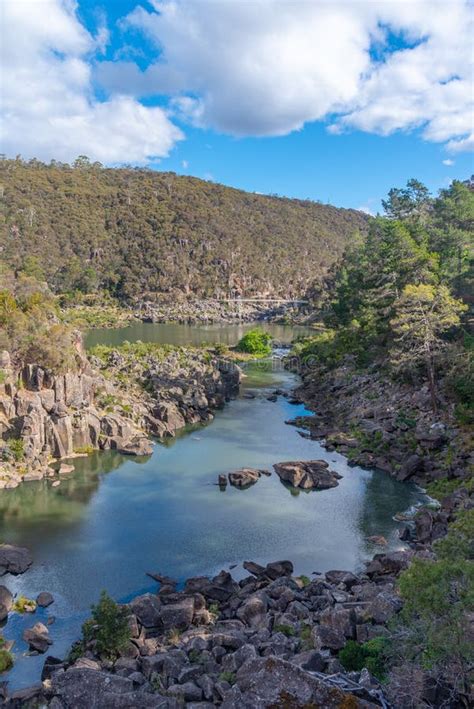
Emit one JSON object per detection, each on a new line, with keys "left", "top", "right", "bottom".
{"left": 0, "top": 344, "right": 241, "bottom": 489}
{"left": 289, "top": 359, "right": 472, "bottom": 487}
{"left": 227, "top": 468, "right": 270, "bottom": 489}
{"left": 32, "top": 554, "right": 409, "bottom": 707}
{"left": 273, "top": 460, "right": 342, "bottom": 490}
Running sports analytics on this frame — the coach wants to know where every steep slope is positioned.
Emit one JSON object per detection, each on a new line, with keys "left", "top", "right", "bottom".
{"left": 0, "top": 158, "right": 368, "bottom": 301}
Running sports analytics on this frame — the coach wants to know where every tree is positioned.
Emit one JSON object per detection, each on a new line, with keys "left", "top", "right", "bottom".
{"left": 390, "top": 284, "right": 467, "bottom": 411}
{"left": 81, "top": 591, "right": 130, "bottom": 660}
{"left": 382, "top": 178, "right": 432, "bottom": 222}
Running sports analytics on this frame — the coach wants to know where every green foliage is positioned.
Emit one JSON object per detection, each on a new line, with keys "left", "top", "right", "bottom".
{"left": 0, "top": 647, "right": 13, "bottom": 673}
{"left": 81, "top": 591, "right": 130, "bottom": 660}
{"left": 395, "top": 523, "right": 474, "bottom": 685}
{"left": 298, "top": 574, "right": 311, "bottom": 587}
{"left": 218, "top": 671, "right": 236, "bottom": 685}
{"left": 12, "top": 595, "right": 36, "bottom": 613}
{"left": 235, "top": 328, "right": 272, "bottom": 356}
{"left": 6, "top": 438, "right": 24, "bottom": 462}
{"left": 274, "top": 623, "right": 296, "bottom": 637}
{"left": 0, "top": 158, "right": 367, "bottom": 303}
{"left": 426, "top": 477, "right": 474, "bottom": 502}
{"left": 339, "top": 637, "right": 388, "bottom": 680}
{"left": 435, "top": 508, "right": 474, "bottom": 561}
{"left": 0, "top": 263, "right": 79, "bottom": 371}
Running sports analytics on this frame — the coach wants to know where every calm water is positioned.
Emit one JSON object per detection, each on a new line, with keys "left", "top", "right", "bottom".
{"left": 1, "top": 325, "right": 425, "bottom": 689}
{"left": 85, "top": 321, "right": 313, "bottom": 349}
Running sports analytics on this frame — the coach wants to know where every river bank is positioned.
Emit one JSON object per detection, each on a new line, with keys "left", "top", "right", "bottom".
{"left": 61, "top": 299, "right": 311, "bottom": 330}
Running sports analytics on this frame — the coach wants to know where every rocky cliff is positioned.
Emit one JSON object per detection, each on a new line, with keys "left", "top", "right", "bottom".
{"left": 0, "top": 344, "right": 240, "bottom": 488}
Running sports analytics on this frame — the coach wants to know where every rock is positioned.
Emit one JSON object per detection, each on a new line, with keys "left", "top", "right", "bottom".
{"left": 243, "top": 561, "right": 266, "bottom": 577}
{"left": 51, "top": 667, "right": 165, "bottom": 708}
{"left": 117, "top": 436, "right": 153, "bottom": 457}
{"left": 58, "top": 463, "right": 75, "bottom": 475}
{"left": 415, "top": 509, "right": 434, "bottom": 544}
{"left": 218, "top": 474, "right": 228, "bottom": 487}
{"left": 167, "top": 681, "right": 203, "bottom": 702}
{"left": 236, "top": 593, "right": 268, "bottom": 628}
{"left": 36, "top": 591, "right": 54, "bottom": 608}
{"left": 23, "top": 621, "right": 52, "bottom": 653}
{"left": 129, "top": 594, "right": 162, "bottom": 629}
{"left": 311, "top": 624, "right": 346, "bottom": 650}
{"left": 367, "top": 535, "right": 388, "bottom": 546}
{"left": 0, "top": 585, "right": 13, "bottom": 617}
{"left": 0, "top": 543, "right": 33, "bottom": 574}
{"left": 227, "top": 468, "right": 267, "bottom": 488}
{"left": 325, "top": 570, "right": 359, "bottom": 588}
{"left": 273, "top": 460, "right": 342, "bottom": 490}
{"left": 160, "top": 596, "right": 195, "bottom": 631}
{"left": 398, "top": 454, "right": 423, "bottom": 481}
{"left": 220, "top": 656, "right": 379, "bottom": 708}
{"left": 23, "top": 470, "right": 44, "bottom": 482}
{"left": 264, "top": 560, "right": 294, "bottom": 579}
{"left": 41, "top": 655, "right": 65, "bottom": 681}
{"left": 326, "top": 432, "right": 359, "bottom": 448}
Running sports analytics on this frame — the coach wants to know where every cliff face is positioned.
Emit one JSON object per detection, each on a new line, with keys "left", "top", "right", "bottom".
{"left": 0, "top": 346, "right": 241, "bottom": 487}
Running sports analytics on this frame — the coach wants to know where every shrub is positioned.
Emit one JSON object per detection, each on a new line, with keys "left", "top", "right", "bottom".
{"left": 235, "top": 328, "right": 272, "bottom": 356}
{"left": 12, "top": 595, "right": 36, "bottom": 613}
{"left": 6, "top": 438, "right": 24, "bottom": 462}
{"left": 218, "top": 671, "right": 236, "bottom": 685}
{"left": 274, "top": 623, "right": 296, "bottom": 637}
{"left": 339, "top": 637, "right": 388, "bottom": 680}
{"left": 0, "top": 648, "right": 13, "bottom": 673}
{"left": 81, "top": 591, "right": 130, "bottom": 660}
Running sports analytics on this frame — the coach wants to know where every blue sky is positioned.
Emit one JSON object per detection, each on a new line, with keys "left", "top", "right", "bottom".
{"left": 2, "top": 0, "right": 473, "bottom": 211}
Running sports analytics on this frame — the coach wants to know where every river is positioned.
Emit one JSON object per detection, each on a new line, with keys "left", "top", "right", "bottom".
{"left": 1, "top": 323, "right": 425, "bottom": 689}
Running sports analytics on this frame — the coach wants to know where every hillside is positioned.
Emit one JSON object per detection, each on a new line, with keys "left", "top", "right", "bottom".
{"left": 0, "top": 158, "right": 367, "bottom": 302}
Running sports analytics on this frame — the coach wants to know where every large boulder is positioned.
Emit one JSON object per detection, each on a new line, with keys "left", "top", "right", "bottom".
{"left": 51, "top": 667, "right": 167, "bottom": 708}
{"left": 0, "top": 544, "right": 33, "bottom": 575}
{"left": 273, "top": 460, "right": 342, "bottom": 490}
{"left": 220, "top": 656, "right": 380, "bottom": 708}
{"left": 129, "top": 594, "right": 162, "bottom": 629}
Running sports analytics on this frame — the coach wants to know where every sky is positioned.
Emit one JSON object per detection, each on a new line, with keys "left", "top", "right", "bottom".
{"left": 1, "top": 0, "right": 473, "bottom": 212}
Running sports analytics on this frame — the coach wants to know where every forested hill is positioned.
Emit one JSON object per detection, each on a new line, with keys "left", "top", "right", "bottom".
{"left": 0, "top": 158, "right": 367, "bottom": 301}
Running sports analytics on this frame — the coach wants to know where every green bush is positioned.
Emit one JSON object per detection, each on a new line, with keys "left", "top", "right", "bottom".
{"left": 339, "top": 637, "right": 388, "bottom": 679}
{"left": 0, "top": 648, "right": 13, "bottom": 673}
{"left": 235, "top": 328, "right": 272, "bottom": 356}
{"left": 7, "top": 438, "right": 24, "bottom": 462}
{"left": 81, "top": 591, "right": 130, "bottom": 660}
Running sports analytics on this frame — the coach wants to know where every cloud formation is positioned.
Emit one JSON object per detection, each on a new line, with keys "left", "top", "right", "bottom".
{"left": 0, "top": 0, "right": 182, "bottom": 163}
{"left": 108, "top": 0, "right": 473, "bottom": 150}
{"left": 1, "top": 0, "right": 472, "bottom": 164}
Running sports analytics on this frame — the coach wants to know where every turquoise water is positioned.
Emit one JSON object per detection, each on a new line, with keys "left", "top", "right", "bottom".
{"left": 0, "top": 327, "right": 425, "bottom": 689}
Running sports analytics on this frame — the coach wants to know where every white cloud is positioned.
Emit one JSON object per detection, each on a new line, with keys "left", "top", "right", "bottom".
{"left": 1, "top": 0, "right": 472, "bottom": 163}
{"left": 442, "top": 159, "right": 455, "bottom": 166}
{"left": 181, "top": 159, "right": 189, "bottom": 169}
{"left": 0, "top": 0, "right": 183, "bottom": 163}
{"left": 105, "top": 0, "right": 473, "bottom": 150}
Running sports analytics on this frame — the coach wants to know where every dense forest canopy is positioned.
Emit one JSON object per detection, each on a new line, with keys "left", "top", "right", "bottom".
{"left": 0, "top": 157, "right": 367, "bottom": 302}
